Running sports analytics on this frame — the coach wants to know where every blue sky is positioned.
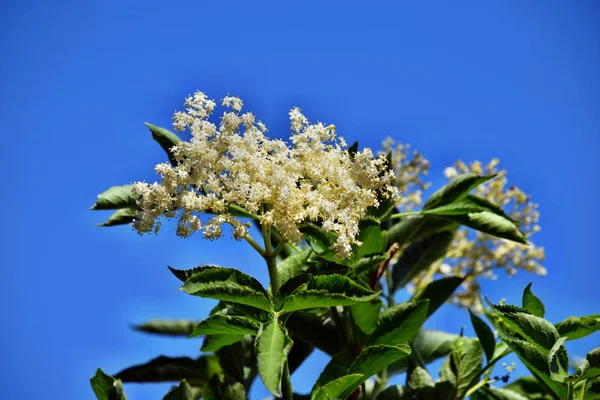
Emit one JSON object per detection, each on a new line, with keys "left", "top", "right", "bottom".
{"left": 1, "top": 1, "right": 598, "bottom": 399}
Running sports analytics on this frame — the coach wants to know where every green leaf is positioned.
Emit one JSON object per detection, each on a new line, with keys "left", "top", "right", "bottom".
{"left": 368, "top": 300, "right": 429, "bottom": 346}
{"left": 96, "top": 207, "right": 137, "bottom": 227}
{"left": 437, "top": 209, "right": 527, "bottom": 244}
{"left": 470, "top": 385, "right": 530, "bottom": 400}
{"left": 567, "top": 347, "right": 600, "bottom": 383}
{"left": 447, "top": 337, "right": 484, "bottom": 398}
{"left": 146, "top": 122, "right": 182, "bottom": 166}
{"left": 313, "top": 345, "right": 411, "bottom": 400}
{"left": 179, "top": 267, "right": 271, "bottom": 312}
{"left": 276, "top": 249, "right": 313, "bottom": 289}
{"left": 487, "top": 299, "right": 569, "bottom": 398}
{"left": 286, "top": 311, "right": 341, "bottom": 355}
{"left": 391, "top": 230, "right": 456, "bottom": 292}
{"left": 503, "top": 376, "right": 555, "bottom": 399}
{"left": 115, "top": 355, "right": 221, "bottom": 387}
{"left": 375, "top": 385, "right": 404, "bottom": 400}
{"left": 280, "top": 274, "right": 380, "bottom": 313}
{"left": 354, "top": 218, "right": 385, "bottom": 259}
{"left": 412, "top": 276, "right": 464, "bottom": 317}
{"left": 300, "top": 223, "right": 338, "bottom": 257}
{"left": 90, "top": 185, "right": 140, "bottom": 210}
{"left": 470, "top": 309, "right": 497, "bottom": 363}
{"left": 555, "top": 314, "right": 600, "bottom": 341}
{"left": 133, "top": 320, "right": 197, "bottom": 337}
{"left": 523, "top": 283, "right": 546, "bottom": 318}
{"left": 201, "top": 334, "right": 246, "bottom": 352}
{"left": 423, "top": 173, "right": 495, "bottom": 211}
{"left": 387, "top": 215, "right": 458, "bottom": 248}
{"left": 321, "top": 374, "right": 364, "bottom": 399}
{"left": 407, "top": 366, "right": 435, "bottom": 390}
{"left": 387, "top": 329, "right": 459, "bottom": 376}
{"left": 255, "top": 318, "right": 294, "bottom": 396}
{"left": 215, "top": 336, "right": 256, "bottom": 383}
{"left": 90, "top": 368, "right": 128, "bottom": 400}
{"left": 202, "top": 375, "right": 246, "bottom": 400}
{"left": 189, "top": 315, "right": 259, "bottom": 337}
{"left": 163, "top": 380, "right": 194, "bottom": 400}
{"left": 350, "top": 298, "right": 383, "bottom": 335}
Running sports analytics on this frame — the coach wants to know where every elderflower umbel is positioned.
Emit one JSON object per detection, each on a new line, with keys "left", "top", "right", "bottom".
{"left": 133, "top": 91, "right": 397, "bottom": 259}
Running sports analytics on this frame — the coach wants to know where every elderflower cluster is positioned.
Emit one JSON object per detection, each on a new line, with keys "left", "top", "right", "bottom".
{"left": 133, "top": 91, "right": 397, "bottom": 259}
{"left": 381, "top": 139, "right": 430, "bottom": 212}
{"left": 385, "top": 140, "right": 545, "bottom": 313}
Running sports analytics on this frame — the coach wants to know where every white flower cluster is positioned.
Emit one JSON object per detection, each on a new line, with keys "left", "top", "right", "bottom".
{"left": 133, "top": 91, "right": 397, "bottom": 258}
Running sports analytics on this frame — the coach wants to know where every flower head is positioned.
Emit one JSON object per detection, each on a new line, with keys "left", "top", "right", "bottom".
{"left": 133, "top": 91, "right": 397, "bottom": 259}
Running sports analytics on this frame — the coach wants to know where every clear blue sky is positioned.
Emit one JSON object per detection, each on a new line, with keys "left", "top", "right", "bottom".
{"left": 1, "top": 1, "right": 598, "bottom": 399}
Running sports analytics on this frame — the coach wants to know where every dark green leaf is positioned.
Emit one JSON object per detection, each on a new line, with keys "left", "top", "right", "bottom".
{"left": 163, "top": 380, "right": 194, "bottom": 400}
{"left": 439, "top": 210, "right": 527, "bottom": 244}
{"left": 90, "top": 368, "right": 128, "bottom": 400}
{"left": 321, "top": 374, "right": 364, "bottom": 399}
{"left": 503, "top": 376, "right": 555, "bottom": 399}
{"left": 470, "top": 385, "right": 530, "bottom": 400}
{"left": 523, "top": 283, "right": 546, "bottom": 318}
{"left": 201, "top": 334, "right": 246, "bottom": 352}
{"left": 448, "top": 337, "right": 484, "bottom": 398}
{"left": 555, "top": 314, "right": 600, "bottom": 341}
{"left": 387, "top": 215, "right": 458, "bottom": 248}
{"left": 189, "top": 315, "right": 259, "bottom": 337}
{"left": 133, "top": 320, "right": 197, "bottom": 337}
{"left": 280, "top": 274, "right": 379, "bottom": 313}
{"left": 412, "top": 276, "right": 464, "bottom": 317}
{"left": 375, "top": 385, "right": 404, "bottom": 400}
{"left": 470, "top": 309, "right": 497, "bottom": 363}
{"left": 96, "top": 207, "right": 137, "bottom": 227}
{"left": 115, "top": 355, "right": 221, "bottom": 387}
{"left": 255, "top": 318, "right": 293, "bottom": 396}
{"left": 423, "top": 173, "right": 495, "bottom": 210}
{"left": 368, "top": 300, "right": 429, "bottom": 346}
{"left": 146, "top": 122, "right": 182, "bottom": 166}
{"left": 215, "top": 336, "right": 256, "bottom": 384}
{"left": 391, "top": 230, "right": 456, "bottom": 292}
{"left": 286, "top": 311, "right": 340, "bottom": 355}
{"left": 90, "top": 185, "right": 140, "bottom": 210}
{"left": 299, "top": 223, "right": 338, "bottom": 257}
{"left": 354, "top": 218, "right": 385, "bottom": 259}
{"left": 276, "top": 249, "right": 313, "bottom": 289}
{"left": 202, "top": 375, "right": 246, "bottom": 400}
{"left": 351, "top": 298, "right": 383, "bottom": 335}
{"left": 179, "top": 267, "right": 271, "bottom": 312}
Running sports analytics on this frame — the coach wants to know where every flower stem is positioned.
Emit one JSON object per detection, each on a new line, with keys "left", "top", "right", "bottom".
{"left": 387, "top": 211, "right": 421, "bottom": 220}
{"left": 261, "top": 220, "right": 280, "bottom": 293}
{"left": 244, "top": 234, "right": 265, "bottom": 257}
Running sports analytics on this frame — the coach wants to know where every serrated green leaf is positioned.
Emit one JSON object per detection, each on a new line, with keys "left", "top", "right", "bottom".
{"left": 321, "top": 374, "right": 364, "bottom": 399}
{"left": 179, "top": 267, "right": 271, "bottom": 312}
{"left": 391, "top": 230, "right": 456, "bottom": 292}
{"left": 91, "top": 184, "right": 140, "bottom": 210}
{"left": 281, "top": 274, "right": 379, "bottom": 313}
{"left": 567, "top": 347, "right": 600, "bottom": 383}
{"left": 133, "top": 320, "right": 197, "bottom": 337}
{"left": 548, "top": 337, "right": 568, "bottom": 382}
{"left": 163, "top": 380, "right": 194, "bottom": 400}
{"left": 276, "top": 249, "right": 313, "bottom": 289}
{"left": 354, "top": 218, "right": 385, "bottom": 259}
{"left": 96, "top": 207, "right": 137, "bottom": 227}
{"left": 146, "top": 122, "right": 182, "bottom": 166}
{"left": 523, "top": 283, "right": 546, "bottom": 318}
{"left": 368, "top": 300, "right": 429, "bottom": 346}
{"left": 350, "top": 298, "right": 383, "bottom": 335}
{"left": 423, "top": 173, "right": 495, "bottom": 210}
{"left": 114, "top": 355, "right": 221, "bottom": 386}
{"left": 90, "top": 368, "right": 128, "bottom": 400}
{"left": 407, "top": 366, "right": 435, "bottom": 390}
{"left": 201, "top": 334, "right": 246, "bottom": 352}
{"left": 449, "top": 337, "right": 484, "bottom": 398}
{"left": 189, "top": 315, "right": 259, "bottom": 337}
{"left": 256, "top": 318, "right": 293, "bottom": 396}
{"left": 412, "top": 276, "right": 464, "bottom": 317}
{"left": 555, "top": 314, "right": 600, "bottom": 341}
{"left": 470, "top": 309, "right": 497, "bottom": 363}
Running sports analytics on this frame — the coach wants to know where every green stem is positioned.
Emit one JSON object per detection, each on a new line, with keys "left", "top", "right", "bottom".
{"left": 244, "top": 234, "right": 265, "bottom": 257}
{"left": 261, "top": 222, "right": 280, "bottom": 293}
{"left": 568, "top": 382, "right": 574, "bottom": 400}
{"left": 465, "top": 378, "right": 497, "bottom": 398}
{"left": 387, "top": 211, "right": 421, "bottom": 220}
